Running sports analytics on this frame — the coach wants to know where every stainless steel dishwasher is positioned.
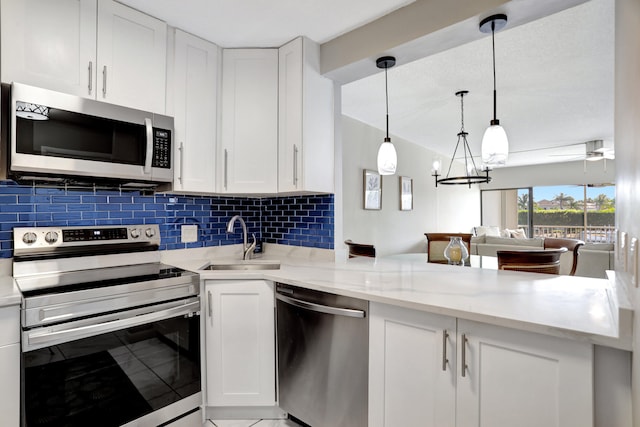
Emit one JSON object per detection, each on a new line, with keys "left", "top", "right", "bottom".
{"left": 276, "top": 283, "right": 368, "bottom": 427}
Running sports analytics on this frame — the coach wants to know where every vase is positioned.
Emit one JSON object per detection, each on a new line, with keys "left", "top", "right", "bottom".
{"left": 444, "top": 236, "right": 469, "bottom": 266}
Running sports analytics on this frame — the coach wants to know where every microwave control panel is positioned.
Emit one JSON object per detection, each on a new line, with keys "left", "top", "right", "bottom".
{"left": 152, "top": 128, "right": 172, "bottom": 169}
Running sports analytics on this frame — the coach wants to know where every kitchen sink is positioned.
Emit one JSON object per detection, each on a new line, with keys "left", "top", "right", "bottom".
{"left": 200, "top": 260, "right": 281, "bottom": 271}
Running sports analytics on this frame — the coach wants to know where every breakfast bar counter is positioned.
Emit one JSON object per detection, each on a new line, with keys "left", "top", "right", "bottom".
{"left": 165, "top": 246, "right": 631, "bottom": 350}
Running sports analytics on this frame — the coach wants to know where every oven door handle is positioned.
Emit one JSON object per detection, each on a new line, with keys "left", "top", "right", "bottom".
{"left": 25, "top": 300, "right": 199, "bottom": 351}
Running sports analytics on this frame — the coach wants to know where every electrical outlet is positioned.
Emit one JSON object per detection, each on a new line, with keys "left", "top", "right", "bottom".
{"left": 181, "top": 224, "right": 198, "bottom": 243}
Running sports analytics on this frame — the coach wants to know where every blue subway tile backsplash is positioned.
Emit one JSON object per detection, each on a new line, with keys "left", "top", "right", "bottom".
{"left": 0, "top": 181, "right": 334, "bottom": 258}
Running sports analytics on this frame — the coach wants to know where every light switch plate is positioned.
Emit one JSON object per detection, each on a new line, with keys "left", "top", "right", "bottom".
{"left": 181, "top": 224, "right": 198, "bottom": 243}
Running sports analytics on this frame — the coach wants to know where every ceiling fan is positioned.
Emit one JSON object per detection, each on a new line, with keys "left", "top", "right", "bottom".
{"left": 584, "top": 140, "right": 615, "bottom": 161}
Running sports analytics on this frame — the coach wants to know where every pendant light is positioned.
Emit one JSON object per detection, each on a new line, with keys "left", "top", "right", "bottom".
{"left": 479, "top": 14, "right": 508, "bottom": 167}
{"left": 376, "top": 56, "right": 397, "bottom": 175}
{"left": 432, "top": 91, "right": 491, "bottom": 188}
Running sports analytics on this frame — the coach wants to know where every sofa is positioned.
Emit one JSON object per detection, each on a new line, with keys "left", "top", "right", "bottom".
{"left": 470, "top": 235, "right": 614, "bottom": 279}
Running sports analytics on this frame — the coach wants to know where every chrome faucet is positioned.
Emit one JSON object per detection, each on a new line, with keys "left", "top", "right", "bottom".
{"left": 226, "top": 215, "right": 256, "bottom": 260}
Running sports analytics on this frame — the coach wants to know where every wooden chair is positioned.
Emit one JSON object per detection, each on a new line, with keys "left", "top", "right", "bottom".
{"left": 497, "top": 248, "right": 568, "bottom": 275}
{"left": 543, "top": 237, "right": 585, "bottom": 276}
{"left": 344, "top": 239, "right": 376, "bottom": 258}
{"left": 424, "top": 233, "right": 472, "bottom": 264}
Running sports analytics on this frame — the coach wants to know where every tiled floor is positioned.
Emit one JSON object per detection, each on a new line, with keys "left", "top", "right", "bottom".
{"left": 209, "top": 419, "right": 302, "bottom": 427}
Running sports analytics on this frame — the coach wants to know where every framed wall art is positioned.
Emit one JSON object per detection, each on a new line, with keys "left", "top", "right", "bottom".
{"left": 363, "top": 169, "right": 382, "bottom": 210}
{"left": 399, "top": 176, "right": 413, "bottom": 211}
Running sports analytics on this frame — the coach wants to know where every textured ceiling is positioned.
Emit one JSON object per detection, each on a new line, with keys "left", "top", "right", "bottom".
{"left": 117, "top": 0, "right": 415, "bottom": 47}
{"left": 118, "top": 0, "right": 614, "bottom": 168}
{"left": 341, "top": 0, "right": 614, "bottom": 167}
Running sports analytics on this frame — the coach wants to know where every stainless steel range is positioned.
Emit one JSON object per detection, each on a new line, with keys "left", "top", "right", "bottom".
{"left": 13, "top": 224, "right": 202, "bottom": 427}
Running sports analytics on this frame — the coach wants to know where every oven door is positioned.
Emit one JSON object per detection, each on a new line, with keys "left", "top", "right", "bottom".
{"left": 9, "top": 82, "right": 173, "bottom": 183}
{"left": 22, "top": 297, "right": 201, "bottom": 427}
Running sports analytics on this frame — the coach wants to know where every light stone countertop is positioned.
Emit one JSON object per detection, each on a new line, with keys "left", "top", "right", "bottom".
{"left": 164, "top": 245, "right": 632, "bottom": 351}
{"left": 0, "top": 276, "right": 22, "bottom": 308}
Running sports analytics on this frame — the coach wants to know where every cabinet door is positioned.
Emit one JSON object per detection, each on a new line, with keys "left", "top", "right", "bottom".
{"left": 278, "top": 38, "right": 303, "bottom": 192}
{"left": 369, "top": 303, "right": 456, "bottom": 427}
{"left": 172, "top": 30, "right": 219, "bottom": 193}
{"left": 278, "top": 37, "right": 334, "bottom": 193}
{"left": 0, "top": 343, "right": 20, "bottom": 426}
{"left": 0, "top": 305, "right": 20, "bottom": 427}
{"left": 97, "top": 0, "right": 167, "bottom": 113}
{"left": 220, "top": 49, "right": 278, "bottom": 193}
{"left": 205, "top": 280, "right": 275, "bottom": 407}
{"left": 1, "top": 0, "right": 97, "bottom": 98}
{"left": 456, "top": 319, "right": 593, "bottom": 427}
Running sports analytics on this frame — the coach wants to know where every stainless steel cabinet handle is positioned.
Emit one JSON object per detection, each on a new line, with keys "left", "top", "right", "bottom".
{"left": 88, "top": 61, "right": 93, "bottom": 94}
{"left": 102, "top": 65, "right": 107, "bottom": 97}
{"left": 224, "top": 149, "right": 228, "bottom": 190}
{"left": 461, "top": 333, "right": 468, "bottom": 377}
{"left": 276, "top": 293, "right": 365, "bottom": 318}
{"left": 293, "top": 144, "right": 298, "bottom": 186}
{"left": 208, "top": 291, "right": 212, "bottom": 318}
{"left": 178, "top": 142, "right": 184, "bottom": 184}
{"left": 442, "top": 329, "right": 449, "bottom": 371}
{"left": 26, "top": 300, "right": 199, "bottom": 350}
{"left": 144, "top": 118, "right": 153, "bottom": 174}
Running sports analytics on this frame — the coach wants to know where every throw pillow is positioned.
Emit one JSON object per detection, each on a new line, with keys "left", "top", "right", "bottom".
{"left": 510, "top": 229, "right": 527, "bottom": 239}
{"left": 474, "top": 225, "right": 501, "bottom": 237}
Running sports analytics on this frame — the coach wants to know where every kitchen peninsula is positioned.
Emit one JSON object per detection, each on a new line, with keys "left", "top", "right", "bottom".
{"left": 166, "top": 244, "right": 631, "bottom": 427}
{"left": 168, "top": 246, "right": 630, "bottom": 346}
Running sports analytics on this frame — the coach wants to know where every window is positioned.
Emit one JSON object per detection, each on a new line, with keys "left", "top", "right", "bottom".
{"left": 481, "top": 184, "right": 615, "bottom": 243}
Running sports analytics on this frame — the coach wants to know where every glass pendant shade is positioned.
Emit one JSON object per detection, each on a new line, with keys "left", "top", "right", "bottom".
{"left": 479, "top": 14, "right": 509, "bottom": 168}
{"left": 377, "top": 138, "right": 397, "bottom": 175}
{"left": 481, "top": 123, "right": 508, "bottom": 166}
{"left": 375, "top": 56, "right": 397, "bottom": 175}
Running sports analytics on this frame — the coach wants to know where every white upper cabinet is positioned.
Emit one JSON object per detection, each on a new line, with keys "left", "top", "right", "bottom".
{"left": 1, "top": 0, "right": 167, "bottom": 113}
{"left": 170, "top": 29, "right": 219, "bottom": 193}
{"left": 219, "top": 49, "right": 278, "bottom": 194}
{"left": 278, "top": 37, "right": 334, "bottom": 194}
{"left": 1, "top": 0, "right": 97, "bottom": 98}
{"left": 96, "top": 0, "right": 167, "bottom": 113}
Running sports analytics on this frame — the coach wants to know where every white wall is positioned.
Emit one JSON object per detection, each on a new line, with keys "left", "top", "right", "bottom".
{"left": 614, "top": 0, "right": 640, "bottom": 424}
{"left": 340, "top": 115, "right": 480, "bottom": 257}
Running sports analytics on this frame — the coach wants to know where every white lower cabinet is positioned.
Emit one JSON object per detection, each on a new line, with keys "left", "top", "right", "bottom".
{"left": 0, "top": 305, "right": 20, "bottom": 427}
{"left": 204, "top": 280, "right": 275, "bottom": 407}
{"left": 369, "top": 303, "right": 594, "bottom": 427}
{"left": 369, "top": 302, "right": 456, "bottom": 426}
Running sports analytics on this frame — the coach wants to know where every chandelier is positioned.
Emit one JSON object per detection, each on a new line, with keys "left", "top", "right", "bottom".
{"left": 432, "top": 91, "right": 491, "bottom": 188}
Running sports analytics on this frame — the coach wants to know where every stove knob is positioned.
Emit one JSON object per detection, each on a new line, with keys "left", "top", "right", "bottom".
{"left": 145, "top": 228, "right": 156, "bottom": 238}
{"left": 44, "top": 231, "right": 59, "bottom": 244}
{"left": 130, "top": 228, "right": 141, "bottom": 239}
{"left": 22, "top": 232, "right": 37, "bottom": 245}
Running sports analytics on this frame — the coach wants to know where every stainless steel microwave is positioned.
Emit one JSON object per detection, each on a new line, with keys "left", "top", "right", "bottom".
{"left": 5, "top": 82, "right": 173, "bottom": 184}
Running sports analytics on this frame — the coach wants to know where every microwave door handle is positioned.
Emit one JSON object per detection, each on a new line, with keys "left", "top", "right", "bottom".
{"left": 144, "top": 118, "right": 153, "bottom": 174}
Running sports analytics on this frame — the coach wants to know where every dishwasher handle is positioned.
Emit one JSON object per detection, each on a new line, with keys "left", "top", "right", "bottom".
{"left": 276, "top": 293, "right": 366, "bottom": 318}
